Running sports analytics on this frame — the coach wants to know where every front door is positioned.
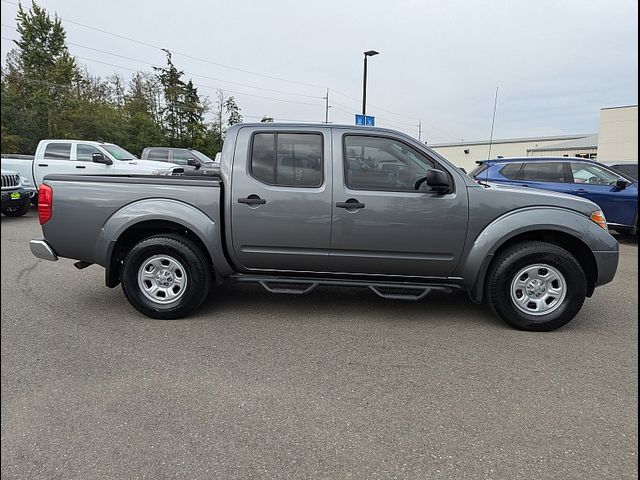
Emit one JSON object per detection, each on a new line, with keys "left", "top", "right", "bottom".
{"left": 328, "top": 131, "right": 469, "bottom": 278}
{"left": 230, "top": 127, "right": 332, "bottom": 272}
{"left": 568, "top": 161, "right": 636, "bottom": 226}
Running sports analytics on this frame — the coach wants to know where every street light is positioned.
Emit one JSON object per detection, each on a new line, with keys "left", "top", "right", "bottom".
{"left": 362, "top": 50, "right": 379, "bottom": 116}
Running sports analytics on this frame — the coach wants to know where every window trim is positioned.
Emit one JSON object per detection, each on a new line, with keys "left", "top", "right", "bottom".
{"left": 248, "top": 130, "right": 325, "bottom": 188}
{"left": 516, "top": 160, "right": 569, "bottom": 184}
{"left": 342, "top": 133, "right": 454, "bottom": 194}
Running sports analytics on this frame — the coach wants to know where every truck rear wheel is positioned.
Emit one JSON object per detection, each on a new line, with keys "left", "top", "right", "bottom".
{"left": 486, "top": 241, "right": 587, "bottom": 331}
{"left": 121, "top": 234, "right": 212, "bottom": 319}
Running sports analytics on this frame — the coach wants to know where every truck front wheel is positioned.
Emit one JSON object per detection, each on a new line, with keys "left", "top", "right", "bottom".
{"left": 121, "top": 234, "right": 212, "bottom": 319}
{"left": 1, "top": 199, "right": 31, "bottom": 217}
{"left": 486, "top": 241, "right": 587, "bottom": 331}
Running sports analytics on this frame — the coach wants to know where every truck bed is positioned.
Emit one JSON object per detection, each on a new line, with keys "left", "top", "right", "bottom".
{"left": 41, "top": 174, "right": 222, "bottom": 266}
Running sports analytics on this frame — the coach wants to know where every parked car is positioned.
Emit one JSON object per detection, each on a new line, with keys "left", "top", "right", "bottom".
{"left": 30, "top": 124, "right": 619, "bottom": 331}
{"left": 1, "top": 168, "right": 33, "bottom": 216}
{"left": 140, "top": 147, "right": 218, "bottom": 173}
{"left": 1, "top": 140, "right": 181, "bottom": 202}
{"left": 471, "top": 157, "right": 638, "bottom": 235}
{"left": 603, "top": 161, "right": 638, "bottom": 180}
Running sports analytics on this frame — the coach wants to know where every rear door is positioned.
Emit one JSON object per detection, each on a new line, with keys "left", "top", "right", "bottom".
{"left": 230, "top": 127, "right": 332, "bottom": 272}
{"left": 34, "top": 142, "right": 75, "bottom": 184}
{"left": 328, "top": 131, "right": 469, "bottom": 278}
{"left": 515, "top": 161, "right": 572, "bottom": 194}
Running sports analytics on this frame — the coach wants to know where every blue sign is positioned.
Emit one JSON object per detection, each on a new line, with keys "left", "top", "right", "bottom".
{"left": 355, "top": 114, "right": 375, "bottom": 126}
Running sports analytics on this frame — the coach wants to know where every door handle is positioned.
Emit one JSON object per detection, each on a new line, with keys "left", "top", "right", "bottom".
{"left": 76, "top": 165, "right": 86, "bottom": 169}
{"left": 38, "top": 164, "right": 49, "bottom": 167}
{"left": 575, "top": 188, "right": 588, "bottom": 193}
{"left": 238, "top": 195, "right": 266, "bottom": 206}
{"left": 336, "top": 199, "right": 365, "bottom": 209}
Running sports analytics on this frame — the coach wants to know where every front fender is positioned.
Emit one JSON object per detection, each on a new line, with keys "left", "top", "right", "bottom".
{"left": 456, "top": 207, "right": 619, "bottom": 302}
{"left": 95, "top": 198, "right": 233, "bottom": 276}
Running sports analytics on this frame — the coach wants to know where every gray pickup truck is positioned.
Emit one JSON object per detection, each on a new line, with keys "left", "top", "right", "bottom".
{"left": 30, "top": 124, "right": 619, "bottom": 331}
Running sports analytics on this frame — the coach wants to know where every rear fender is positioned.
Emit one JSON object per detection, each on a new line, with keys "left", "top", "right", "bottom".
{"left": 96, "top": 199, "right": 233, "bottom": 280}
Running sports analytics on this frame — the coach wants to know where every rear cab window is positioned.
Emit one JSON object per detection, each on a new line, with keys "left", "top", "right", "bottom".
{"left": 146, "top": 148, "right": 170, "bottom": 162}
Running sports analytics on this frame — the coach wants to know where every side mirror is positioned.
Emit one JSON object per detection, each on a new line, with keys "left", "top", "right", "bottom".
{"left": 415, "top": 169, "right": 453, "bottom": 194}
{"left": 92, "top": 152, "right": 113, "bottom": 165}
{"left": 615, "top": 179, "right": 628, "bottom": 190}
{"left": 427, "top": 169, "right": 452, "bottom": 193}
{"left": 187, "top": 158, "right": 200, "bottom": 168}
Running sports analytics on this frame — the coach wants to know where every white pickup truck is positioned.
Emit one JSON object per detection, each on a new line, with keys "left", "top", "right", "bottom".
{"left": 1, "top": 140, "right": 180, "bottom": 202}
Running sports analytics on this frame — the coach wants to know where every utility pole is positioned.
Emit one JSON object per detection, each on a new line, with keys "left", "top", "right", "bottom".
{"left": 418, "top": 120, "right": 423, "bottom": 142}
{"left": 324, "top": 88, "right": 330, "bottom": 123}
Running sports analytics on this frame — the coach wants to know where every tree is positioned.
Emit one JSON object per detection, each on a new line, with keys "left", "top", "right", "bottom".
{"left": 2, "top": 1, "right": 78, "bottom": 152}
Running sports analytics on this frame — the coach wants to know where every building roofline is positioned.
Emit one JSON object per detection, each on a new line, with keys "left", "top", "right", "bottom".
{"left": 600, "top": 104, "right": 638, "bottom": 111}
{"left": 429, "top": 133, "right": 596, "bottom": 148}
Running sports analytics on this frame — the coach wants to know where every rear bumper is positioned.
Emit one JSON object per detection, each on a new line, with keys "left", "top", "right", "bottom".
{"left": 30, "top": 238, "right": 58, "bottom": 262}
{"left": 593, "top": 249, "right": 619, "bottom": 286}
{"left": 1, "top": 188, "right": 32, "bottom": 208}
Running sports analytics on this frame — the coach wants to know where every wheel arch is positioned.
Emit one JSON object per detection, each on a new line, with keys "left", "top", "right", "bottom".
{"left": 98, "top": 199, "right": 233, "bottom": 288}
{"left": 460, "top": 208, "right": 611, "bottom": 303}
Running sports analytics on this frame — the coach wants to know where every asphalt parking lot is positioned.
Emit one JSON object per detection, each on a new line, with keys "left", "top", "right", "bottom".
{"left": 1, "top": 208, "right": 638, "bottom": 479}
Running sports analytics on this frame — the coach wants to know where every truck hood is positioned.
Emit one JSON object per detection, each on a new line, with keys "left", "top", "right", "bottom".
{"left": 120, "top": 159, "right": 180, "bottom": 171}
{"left": 484, "top": 181, "right": 600, "bottom": 217}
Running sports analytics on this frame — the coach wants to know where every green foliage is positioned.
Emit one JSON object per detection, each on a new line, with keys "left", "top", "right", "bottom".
{"left": 1, "top": 1, "right": 239, "bottom": 158}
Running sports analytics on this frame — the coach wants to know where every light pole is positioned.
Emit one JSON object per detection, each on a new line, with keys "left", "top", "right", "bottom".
{"left": 362, "top": 50, "right": 379, "bottom": 116}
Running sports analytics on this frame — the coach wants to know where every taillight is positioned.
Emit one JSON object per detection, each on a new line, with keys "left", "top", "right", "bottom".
{"left": 38, "top": 184, "right": 53, "bottom": 225}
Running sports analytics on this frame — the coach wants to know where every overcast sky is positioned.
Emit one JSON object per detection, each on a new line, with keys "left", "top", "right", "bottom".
{"left": 1, "top": 0, "right": 637, "bottom": 143}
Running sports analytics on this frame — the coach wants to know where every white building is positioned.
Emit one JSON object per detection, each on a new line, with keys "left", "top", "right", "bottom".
{"left": 429, "top": 105, "right": 637, "bottom": 171}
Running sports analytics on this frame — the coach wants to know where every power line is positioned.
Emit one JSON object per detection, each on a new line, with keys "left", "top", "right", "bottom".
{"left": 1, "top": 0, "right": 453, "bottom": 135}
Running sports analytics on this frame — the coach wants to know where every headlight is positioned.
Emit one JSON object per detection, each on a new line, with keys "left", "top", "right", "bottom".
{"left": 590, "top": 210, "right": 608, "bottom": 231}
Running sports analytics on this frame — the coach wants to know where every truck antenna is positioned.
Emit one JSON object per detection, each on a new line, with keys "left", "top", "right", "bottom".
{"left": 484, "top": 85, "right": 499, "bottom": 187}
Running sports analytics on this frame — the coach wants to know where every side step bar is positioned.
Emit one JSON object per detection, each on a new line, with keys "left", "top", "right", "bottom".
{"left": 232, "top": 275, "right": 458, "bottom": 301}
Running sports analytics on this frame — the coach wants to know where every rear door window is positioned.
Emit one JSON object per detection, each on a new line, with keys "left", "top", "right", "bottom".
{"left": 43, "top": 143, "right": 72, "bottom": 160}
{"left": 499, "top": 163, "right": 522, "bottom": 180}
{"left": 146, "top": 148, "right": 169, "bottom": 162}
{"left": 250, "top": 132, "right": 323, "bottom": 187}
{"left": 519, "top": 162, "right": 566, "bottom": 183}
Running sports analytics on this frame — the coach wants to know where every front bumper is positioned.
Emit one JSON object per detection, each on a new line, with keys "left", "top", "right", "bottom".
{"left": 593, "top": 249, "right": 619, "bottom": 286}
{"left": 1, "top": 188, "right": 32, "bottom": 208}
{"left": 30, "top": 239, "right": 58, "bottom": 262}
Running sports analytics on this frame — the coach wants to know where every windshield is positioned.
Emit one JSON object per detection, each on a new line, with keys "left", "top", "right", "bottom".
{"left": 102, "top": 144, "right": 137, "bottom": 161}
{"left": 190, "top": 150, "right": 215, "bottom": 164}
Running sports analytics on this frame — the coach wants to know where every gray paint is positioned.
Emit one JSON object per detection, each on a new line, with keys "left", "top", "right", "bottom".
{"left": 34, "top": 124, "right": 620, "bottom": 302}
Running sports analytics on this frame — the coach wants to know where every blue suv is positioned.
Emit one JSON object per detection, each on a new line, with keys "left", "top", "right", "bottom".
{"left": 471, "top": 157, "right": 638, "bottom": 235}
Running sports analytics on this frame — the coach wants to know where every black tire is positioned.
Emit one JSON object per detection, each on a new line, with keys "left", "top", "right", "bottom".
{"left": 486, "top": 241, "right": 587, "bottom": 331}
{"left": 1, "top": 200, "right": 31, "bottom": 217}
{"left": 121, "top": 234, "right": 212, "bottom": 319}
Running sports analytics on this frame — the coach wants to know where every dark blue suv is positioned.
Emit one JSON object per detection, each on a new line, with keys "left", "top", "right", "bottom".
{"left": 471, "top": 157, "right": 638, "bottom": 235}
